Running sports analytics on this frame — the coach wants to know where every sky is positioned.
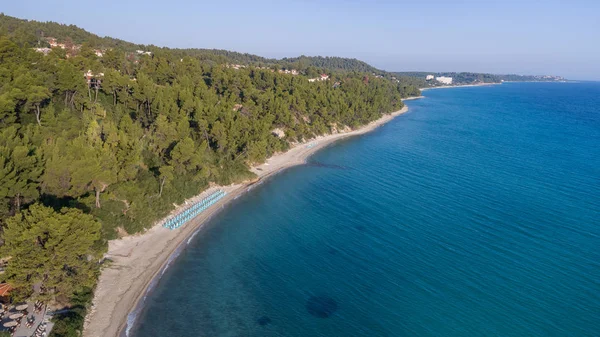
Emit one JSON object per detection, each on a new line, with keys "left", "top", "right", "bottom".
{"left": 4, "top": 0, "right": 600, "bottom": 80}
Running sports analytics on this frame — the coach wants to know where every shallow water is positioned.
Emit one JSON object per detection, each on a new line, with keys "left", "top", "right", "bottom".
{"left": 131, "top": 82, "right": 600, "bottom": 337}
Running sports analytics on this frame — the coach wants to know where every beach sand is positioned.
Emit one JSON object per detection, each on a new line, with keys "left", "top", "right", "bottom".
{"left": 83, "top": 103, "right": 415, "bottom": 337}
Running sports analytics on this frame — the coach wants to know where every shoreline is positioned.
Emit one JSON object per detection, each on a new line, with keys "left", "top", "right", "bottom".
{"left": 420, "top": 82, "right": 501, "bottom": 91}
{"left": 83, "top": 101, "right": 419, "bottom": 337}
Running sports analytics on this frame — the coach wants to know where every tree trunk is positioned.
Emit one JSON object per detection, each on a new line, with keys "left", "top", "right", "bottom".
{"left": 94, "top": 86, "right": 98, "bottom": 103}
{"left": 95, "top": 188, "right": 101, "bottom": 208}
{"left": 201, "top": 126, "right": 210, "bottom": 143}
{"left": 113, "top": 91, "right": 117, "bottom": 105}
{"left": 159, "top": 177, "right": 165, "bottom": 197}
{"left": 70, "top": 91, "right": 77, "bottom": 107}
{"left": 15, "top": 193, "right": 20, "bottom": 211}
{"left": 88, "top": 85, "right": 92, "bottom": 101}
{"left": 35, "top": 104, "right": 41, "bottom": 126}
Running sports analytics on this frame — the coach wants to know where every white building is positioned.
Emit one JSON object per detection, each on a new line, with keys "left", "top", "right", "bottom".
{"left": 308, "top": 74, "right": 330, "bottom": 82}
{"left": 47, "top": 38, "right": 59, "bottom": 47}
{"left": 33, "top": 48, "right": 52, "bottom": 55}
{"left": 426, "top": 74, "right": 435, "bottom": 80}
{"left": 436, "top": 76, "right": 453, "bottom": 85}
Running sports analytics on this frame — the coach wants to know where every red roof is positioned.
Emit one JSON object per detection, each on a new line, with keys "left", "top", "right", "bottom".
{"left": 0, "top": 283, "right": 12, "bottom": 296}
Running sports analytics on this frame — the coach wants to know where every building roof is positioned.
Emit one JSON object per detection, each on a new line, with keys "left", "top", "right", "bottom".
{"left": 0, "top": 283, "right": 12, "bottom": 297}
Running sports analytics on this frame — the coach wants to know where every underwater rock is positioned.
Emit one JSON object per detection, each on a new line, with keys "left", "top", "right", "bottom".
{"left": 306, "top": 296, "right": 338, "bottom": 318}
{"left": 257, "top": 316, "right": 272, "bottom": 326}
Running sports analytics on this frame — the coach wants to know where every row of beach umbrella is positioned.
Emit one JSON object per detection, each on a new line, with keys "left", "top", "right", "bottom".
{"left": 3, "top": 320, "right": 17, "bottom": 327}
{"left": 0, "top": 304, "right": 27, "bottom": 314}
{"left": 163, "top": 190, "right": 226, "bottom": 230}
{"left": 2, "top": 304, "right": 28, "bottom": 328}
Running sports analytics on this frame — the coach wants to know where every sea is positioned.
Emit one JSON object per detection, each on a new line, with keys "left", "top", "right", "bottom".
{"left": 130, "top": 82, "right": 600, "bottom": 337}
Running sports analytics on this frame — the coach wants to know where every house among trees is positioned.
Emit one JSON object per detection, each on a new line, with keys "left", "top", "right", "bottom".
{"left": 46, "top": 37, "right": 58, "bottom": 47}
{"left": 308, "top": 74, "right": 330, "bottom": 82}
{"left": 33, "top": 47, "right": 52, "bottom": 55}
{"left": 46, "top": 37, "right": 67, "bottom": 49}
{"left": 84, "top": 70, "right": 104, "bottom": 86}
{"left": 278, "top": 69, "right": 299, "bottom": 75}
{"left": 226, "top": 64, "right": 246, "bottom": 70}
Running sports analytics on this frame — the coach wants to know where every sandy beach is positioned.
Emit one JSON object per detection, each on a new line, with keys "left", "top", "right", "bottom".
{"left": 83, "top": 103, "right": 415, "bottom": 337}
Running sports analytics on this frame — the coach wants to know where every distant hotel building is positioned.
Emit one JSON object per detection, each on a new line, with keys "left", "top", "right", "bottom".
{"left": 426, "top": 74, "right": 435, "bottom": 80}
{"left": 436, "top": 76, "right": 453, "bottom": 84}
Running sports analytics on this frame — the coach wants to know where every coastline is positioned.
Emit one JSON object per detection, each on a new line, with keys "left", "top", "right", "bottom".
{"left": 83, "top": 102, "right": 417, "bottom": 337}
{"left": 420, "top": 82, "right": 501, "bottom": 91}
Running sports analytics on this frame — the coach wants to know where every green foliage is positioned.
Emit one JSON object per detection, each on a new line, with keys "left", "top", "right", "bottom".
{"left": 48, "top": 288, "right": 94, "bottom": 337}
{"left": 0, "top": 204, "right": 105, "bottom": 301}
{"left": 0, "top": 11, "right": 416, "bottom": 260}
{"left": 0, "top": 125, "right": 42, "bottom": 214}
{"left": 281, "top": 55, "right": 380, "bottom": 73}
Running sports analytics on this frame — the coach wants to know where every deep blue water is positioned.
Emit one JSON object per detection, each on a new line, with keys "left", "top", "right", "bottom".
{"left": 131, "top": 82, "right": 600, "bottom": 337}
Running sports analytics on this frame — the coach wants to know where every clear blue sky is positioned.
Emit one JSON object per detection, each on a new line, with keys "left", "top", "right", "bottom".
{"left": 4, "top": 0, "right": 600, "bottom": 80}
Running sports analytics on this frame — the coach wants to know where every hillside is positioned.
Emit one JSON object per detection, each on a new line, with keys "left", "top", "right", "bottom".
{"left": 281, "top": 55, "right": 381, "bottom": 73}
{"left": 0, "top": 14, "right": 387, "bottom": 74}
{"left": 0, "top": 13, "right": 140, "bottom": 49}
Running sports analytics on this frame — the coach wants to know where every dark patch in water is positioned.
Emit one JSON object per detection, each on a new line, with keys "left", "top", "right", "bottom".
{"left": 328, "top": 248, "right": 338, "bottom": 255}
{"left": 355, "top": 225, "right": 366, "bottom": 231}
{"left": 308, "top": 161, "right": 350, "bottom": 170}
{"left": 257, "top": 316, "right": 272, "bottom": 326}
{"left": 306, "top": 296, "right": 338, "bottom": 318}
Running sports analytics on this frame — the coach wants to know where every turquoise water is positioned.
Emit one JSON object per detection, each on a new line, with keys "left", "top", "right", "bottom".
{"left": 131, "top": 82, "right": 600, "bottom": 336}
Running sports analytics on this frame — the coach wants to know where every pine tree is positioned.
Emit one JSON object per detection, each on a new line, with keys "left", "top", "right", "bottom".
{"left": 0, "top": 126, "right": 42, "bottom": 213}
{"left": 0, "top": 204, "right": 105, "bottom": 301}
